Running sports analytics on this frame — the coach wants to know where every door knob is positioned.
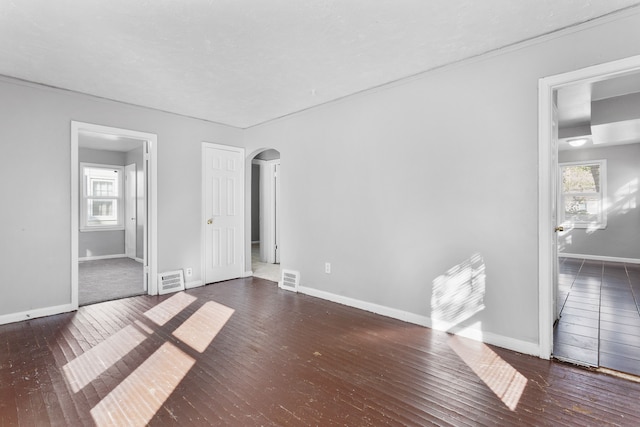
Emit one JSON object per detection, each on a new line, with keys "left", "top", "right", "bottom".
{"left": 554, "top": 226, "right": 564, "bottom": 232}
{"left": 207, "top": 218, "right": 213, "bottom": 225}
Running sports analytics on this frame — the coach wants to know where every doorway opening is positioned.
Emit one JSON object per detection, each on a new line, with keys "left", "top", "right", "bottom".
{"left": 539, "top": 55, "right": 640, "bottom": 376}
{"left": 71, "top": 122, "right": 158, "bottom": 308}
{"left": 250, "top": 149, "right": 281, "bottom": 283}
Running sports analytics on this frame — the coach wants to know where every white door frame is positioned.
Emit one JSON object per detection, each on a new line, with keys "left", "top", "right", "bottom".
{"left": 201, "top": 142, "right": 246, "bottom": 285}
{"left": 125, "top": 163, "right": 137, "bottom": 260}
{"left": 538, "top": 54, "right": 640, "bottom": 359}
{"left": 254, "top": 158, "right": 280, "bottom": 264}
{"left": 274, "top": 162, "right": 281, "bottom": 264}
{"left": 71, "top": 121, "right": 158, "bottom": 308}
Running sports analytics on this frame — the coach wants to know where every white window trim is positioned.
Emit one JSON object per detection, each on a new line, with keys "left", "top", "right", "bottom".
{"left": 559, "top": 159, "right": 607, "bottom": 230}
{"left": 80, "top": 162, "right": 125, "bottom": 231}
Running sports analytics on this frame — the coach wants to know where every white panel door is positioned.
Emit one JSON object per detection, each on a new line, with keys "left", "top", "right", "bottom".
{"left": 125, "top": 163, "right": 137, "bottom": 259}
{"left": 204, "top": 145, "right": 244, "bottom": 283}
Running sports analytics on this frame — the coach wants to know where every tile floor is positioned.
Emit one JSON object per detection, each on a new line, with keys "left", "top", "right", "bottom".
{"left": 554, "top": 258, "right": 640, "bottom": 376}
{"left": 251, "top": 242, "right": 281, "bottom": 283}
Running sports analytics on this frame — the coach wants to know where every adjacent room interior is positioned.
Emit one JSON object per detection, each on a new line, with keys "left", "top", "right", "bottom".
{"left": 77, "top": 130, "right": 147, "bottom": 306}
{"left": 553, "top": 72, "right": 640, "bottom": 375}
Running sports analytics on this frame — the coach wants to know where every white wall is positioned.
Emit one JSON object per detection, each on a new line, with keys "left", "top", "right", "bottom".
{"left": 3, "top": 8, "right": 640, "bottom": 354}
{"left": 0, "top": 77, "right": 242, "bottom": 319}
{"left": 243, "top": 11, "right": 640, "bottom": 353}
{"left": 559, "top": 143, "right": 640, "bottom": 260}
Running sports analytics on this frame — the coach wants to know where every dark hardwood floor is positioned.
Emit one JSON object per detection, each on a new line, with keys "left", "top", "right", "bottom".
{"left": 554, "top": 258, "right": 640, "bottom": 376}
{"left": 3, "top": 277, "right": 640, "bottom": 426}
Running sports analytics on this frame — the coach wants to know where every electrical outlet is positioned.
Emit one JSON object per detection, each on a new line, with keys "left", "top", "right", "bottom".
{"left": 325, "top": 262, "right": 331, "bottom": 274}
{"left": 185, "top": 267, "right": 193, "bottom": 277}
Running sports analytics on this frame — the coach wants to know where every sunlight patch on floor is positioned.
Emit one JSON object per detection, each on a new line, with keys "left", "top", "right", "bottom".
{"left": 431, "top": 253, "right": 485, "bottom": 331}
{"left": 63, "top": 325, "right": 147, "bottom": 393}
{"left": 134, "top": 319, "right": 154, "bottom": 334}
{"left": 143, "top": 292, "right": 197, "bottom": 326}
{"left": 172, "top": 301, "right": 235, "bottom": 353}
{"left": 90, "top": 342, "right": 195, "bottom": 427}
{"left": 448, "top": 336, "right": 527, "bottom": 411}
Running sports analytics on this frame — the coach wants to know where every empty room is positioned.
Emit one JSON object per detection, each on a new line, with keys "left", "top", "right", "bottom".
{"left": 2, "top": 1, "right": 640, "bottom": 425}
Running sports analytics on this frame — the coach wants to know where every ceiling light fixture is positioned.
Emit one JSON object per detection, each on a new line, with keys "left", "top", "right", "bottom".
{"left": 568, "top": 138, "right": 587, "bottom": 147}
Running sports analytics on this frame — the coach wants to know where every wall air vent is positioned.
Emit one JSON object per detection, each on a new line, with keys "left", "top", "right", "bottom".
{"left": 158, "top": 270, "right": 185, "bottom": 295}
{"left": 280, "top": 269, "right": 300, "bottom": 292}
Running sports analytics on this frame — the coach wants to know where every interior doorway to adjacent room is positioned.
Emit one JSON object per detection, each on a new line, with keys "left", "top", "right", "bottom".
{"left": 251, "top": 149, "right": 281, "bottom": 283}
{"left": 539, "top": 56, "right": 640, "bottom": 376}
{"left": 71, "top": 122, "right": 158, "bottom": 307}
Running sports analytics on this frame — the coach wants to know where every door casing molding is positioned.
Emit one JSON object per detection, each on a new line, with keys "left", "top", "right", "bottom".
{"left": 538, "top": 55, "right": 640, "bottom": 359}
{"left": 124, "top": 163, "right": 137, "bottom": 260}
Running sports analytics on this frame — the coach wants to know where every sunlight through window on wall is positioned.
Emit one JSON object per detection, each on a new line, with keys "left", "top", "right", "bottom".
{"left": 613, "top": 178, "right": 638, "bottom": 215}
{"left": 431, "top": 253, "right": 486, "bottom": 331}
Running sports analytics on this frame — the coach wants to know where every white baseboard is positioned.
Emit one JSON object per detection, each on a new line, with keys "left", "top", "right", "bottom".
{"left": 0, "top": 303, "right": 76, "bottom": 326}
{"left": 79, "top": 254, "right": 127, "bottom": 261}
{"left": 560, "top": 253, "right": 640, "bottom": 264}
{"left": 185, "top": 280, "right": 203, "bottom": 289}
{"left": 243, "top": 270, "right": 253, "bottom": 278}
{"left": 134, "top": 257, "right": 144, "bottom": 263}
{"left": 298, "top": 285, "right": 540, "bottom": 357}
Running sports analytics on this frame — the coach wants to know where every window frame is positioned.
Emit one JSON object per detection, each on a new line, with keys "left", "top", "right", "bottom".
{"left": 559, "top": 159, "right": 607, "bottom": 230}
{"left": 80, "top": 162, "right": 125, "bottom": 231}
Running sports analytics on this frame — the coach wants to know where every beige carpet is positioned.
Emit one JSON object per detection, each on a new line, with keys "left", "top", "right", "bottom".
{"left": 79, "top": 257, "right": 145, "bottom": 306}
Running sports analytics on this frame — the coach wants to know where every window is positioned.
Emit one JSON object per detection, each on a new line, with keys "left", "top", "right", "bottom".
{"left": 81, "top": 163, "right": 124, "bottom": 230}
{"left": 559, "top": 160, "right": 606, "bottom": 229}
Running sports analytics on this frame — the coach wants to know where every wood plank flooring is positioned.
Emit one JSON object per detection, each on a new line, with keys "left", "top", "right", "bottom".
{"left": 3, "top": 277, "right": 640, "bottom": 426}
{"left": 554, "top": 258, "right": 640, "bottom": 375}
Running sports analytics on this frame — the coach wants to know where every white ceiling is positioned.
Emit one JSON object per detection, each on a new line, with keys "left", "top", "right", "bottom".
{"left": 2, "top": 0, "right": 640, "bottom": 128}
